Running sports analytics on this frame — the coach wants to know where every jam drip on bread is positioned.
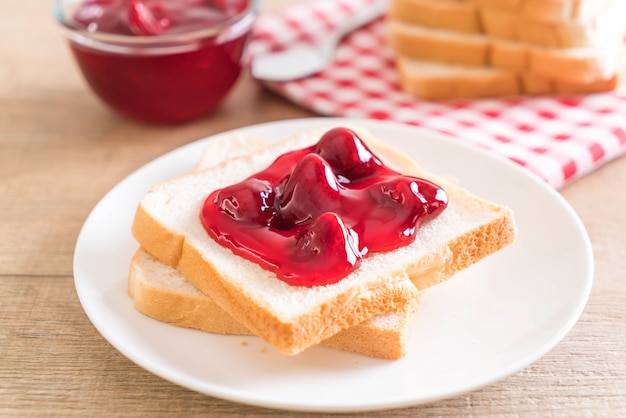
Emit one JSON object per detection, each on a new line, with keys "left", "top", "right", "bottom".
{"left": 200, "top": 127, "right": 448, "bottom": 287}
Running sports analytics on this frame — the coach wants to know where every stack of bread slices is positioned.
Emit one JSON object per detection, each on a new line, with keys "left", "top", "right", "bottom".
{"left": 387, "top": 0, "right": 626, "bottom": 99}
{"left": 129, "top": 126, "right": 516, "bottom": 359}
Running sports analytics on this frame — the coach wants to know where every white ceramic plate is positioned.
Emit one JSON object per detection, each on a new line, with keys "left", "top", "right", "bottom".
{"left": 73, "top": 117, "right": 593, "bottom": 412}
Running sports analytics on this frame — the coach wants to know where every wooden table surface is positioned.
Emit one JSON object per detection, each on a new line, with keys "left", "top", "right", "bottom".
{"left": 2, "top": 1, "right": 625, "bottom": 416}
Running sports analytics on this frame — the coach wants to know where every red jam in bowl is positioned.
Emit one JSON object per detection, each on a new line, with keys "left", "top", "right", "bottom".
{"left": 200, "top": 127, "right": 449, "bottom": 287}
{"left": 55, "top": 0, "right": 257, "bottom": 123}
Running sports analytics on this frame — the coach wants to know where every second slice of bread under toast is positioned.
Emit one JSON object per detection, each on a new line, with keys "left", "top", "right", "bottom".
{"left": 128, "top": 248, "right": 421, "bottom": 359}
{"left": 131, "top": 125, "right": 516, "bottom": 355}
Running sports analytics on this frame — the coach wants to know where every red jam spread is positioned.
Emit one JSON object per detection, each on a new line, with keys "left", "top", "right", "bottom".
{"left": 68, "top": 0, "right": 252, "bottom": 123}
{"left": 200, "top": 128, "right": 448, "bottom": 287}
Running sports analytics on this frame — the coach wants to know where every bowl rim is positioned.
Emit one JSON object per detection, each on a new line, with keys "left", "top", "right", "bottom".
{"left": 54, "top": 0, "right": 259, "bottom": 54}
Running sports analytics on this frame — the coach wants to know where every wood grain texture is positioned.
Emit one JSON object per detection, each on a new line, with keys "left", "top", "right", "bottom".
{"left": 1, "top": 0, "right": 625, "bottom": 416}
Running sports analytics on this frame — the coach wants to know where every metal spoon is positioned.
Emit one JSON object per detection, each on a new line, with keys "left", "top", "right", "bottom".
{"left": 251, "top": 0, "right": 387, "bottom": 82}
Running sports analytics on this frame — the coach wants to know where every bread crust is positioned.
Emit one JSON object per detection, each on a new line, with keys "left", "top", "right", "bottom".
{"left": 174, "top": 234, "right": 416, "bottom": 354}
{"left": 128, "top": 249, "right": 251, "bottom": 335}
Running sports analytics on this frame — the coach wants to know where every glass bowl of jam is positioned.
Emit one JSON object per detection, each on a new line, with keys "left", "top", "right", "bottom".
{"left": 54, "top": 0, "right": 258, "bottom": 124}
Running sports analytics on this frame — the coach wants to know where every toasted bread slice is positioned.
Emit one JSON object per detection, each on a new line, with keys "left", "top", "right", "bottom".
{"left": 131, "top": 125, "right": 516, "bottom": 355}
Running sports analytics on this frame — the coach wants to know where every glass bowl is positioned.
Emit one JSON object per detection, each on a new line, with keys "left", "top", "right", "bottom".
{"left": 55, "top": 0, "right": 258, "bottom": 124}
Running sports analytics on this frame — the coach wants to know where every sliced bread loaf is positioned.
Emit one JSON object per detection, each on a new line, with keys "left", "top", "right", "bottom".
{"left": 388, "top": 19, "right": 623, "bottom": 84}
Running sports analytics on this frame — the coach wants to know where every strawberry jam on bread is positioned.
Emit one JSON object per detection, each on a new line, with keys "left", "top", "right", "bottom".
{"left": 131, "top": 125, "right": 516, "bottom": 355}
{"left": 201, "top": 127, "right": 448, "bottom": 287}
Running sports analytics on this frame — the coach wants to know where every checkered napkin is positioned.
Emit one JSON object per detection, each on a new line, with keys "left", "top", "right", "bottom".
{"left": 248, "top": 0, "right": 626, "bottom": 189}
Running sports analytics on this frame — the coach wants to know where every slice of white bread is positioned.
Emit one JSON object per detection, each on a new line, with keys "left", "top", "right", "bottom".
{"left": 129, "top": 248, "right": 421, "bottom": 359}
{"left": 128, "top": 134, "right": 421, "bottom": 359}
{"left": 478, "top": 0, "right": 624, "bottom": 48}
{"left": 131, "top": 125, "right": 516, "bottom": 355}
{"left": 388, "top": 0, "right": 482, "bottom": 34}
{"left": 387, "top": 19, "right": 623, "bottom": 84}
{"left": 468, "top": 0, "right": 613, "bottom": 23}
{"left": 387, "top": 21, "right": 491, "bottom": 67}
{"left": 387, "top": 0, "right": 615, "bottom": 34}
{"left": 396, "top": 55, "right": 622, "bottom": 99}
{"left": 396, "top": 57, "right": 520, "bottom": 99}
{"left": 198, "top": 135, "right": 421, "bottom": 358}
{"left": 388, "top": 0, "right": 623, "bottom": 47}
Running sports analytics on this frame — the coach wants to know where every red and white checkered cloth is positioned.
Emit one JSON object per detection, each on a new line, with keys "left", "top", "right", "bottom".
{"left": 248, "top": 0, "right": 626, "bottom": 189}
